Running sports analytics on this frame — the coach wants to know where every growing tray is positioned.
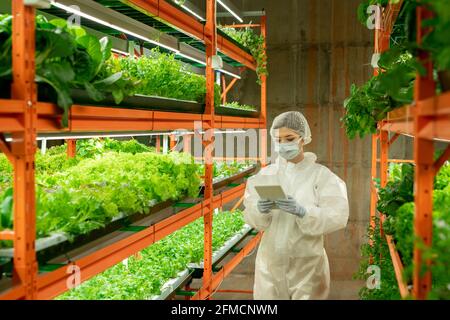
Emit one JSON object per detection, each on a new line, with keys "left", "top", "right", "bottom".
{"left": 70, "top": 89, "right": 260, "bottom": 118}
{"left": 2, "top": 81, "right": 260, "bottom": 117}
{"left": 150, "top": 269, "right": 193, "bottom": 300}
{"left": 42, "top": 87, "right": 204, "bottom": 114}
{"left": 215, "top": 105, "right": 259, "bottom": 118}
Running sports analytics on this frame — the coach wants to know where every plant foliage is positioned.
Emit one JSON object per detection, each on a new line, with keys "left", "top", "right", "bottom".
{"left": 56, "top": 210, "right": 246, "bottom": 299}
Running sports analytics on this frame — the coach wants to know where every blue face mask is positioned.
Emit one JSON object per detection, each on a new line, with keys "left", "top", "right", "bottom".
{"left": 274, "top": 140, "right": 301, "bottom": 160}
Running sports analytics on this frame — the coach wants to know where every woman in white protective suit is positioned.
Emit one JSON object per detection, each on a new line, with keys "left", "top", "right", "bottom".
{"left": 243, "top": 111, "right": 349, "bottom": 300}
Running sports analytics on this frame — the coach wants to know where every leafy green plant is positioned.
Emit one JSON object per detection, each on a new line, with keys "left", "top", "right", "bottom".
{"left": 0, "top": 14, "right": 12, "bottom": 79}
{"left": 376, "top": 163, "right": 414, "bottom": 218}
{"left": 33, "top": 152, "right": 200, "bottom": 239}
{"left": 220, "top": 26, "right": 268, "bottom": 84}
{"left": 102, "top": 52, "right": 221, "bottom": 106}
{"left": 76, "top": 138, "right": 153, "bottom": 159}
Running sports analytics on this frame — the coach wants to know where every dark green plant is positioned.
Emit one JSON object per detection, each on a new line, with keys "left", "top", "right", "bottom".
{"left": 0, "top": 15, "right": 124, "bottom": 126}
{"left": 376, "top": 163, "right": 414, "bottom": 218}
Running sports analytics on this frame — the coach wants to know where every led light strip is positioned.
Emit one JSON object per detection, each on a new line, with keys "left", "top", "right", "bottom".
{"left": 180, "top": 4, "right": 205, "bottom": 21}
{"left": 176, "top": 52, "right": 206, "bottom": 66}
{"left": 218, "top": 68, "right": 242, "bottom": 79}
{"left": 5, "top": 130, "right": 249, "bottom": 142}
{"left": 51, "top": 2, "right": 242, "bottom": 79}
{"left": 51, "top": 1, "right": 180, "bottom": 54}
{"left": 217, "top": 0, "right": 244, "bottom": 23}
{"left": 176, "top": 53, "right": 242, "bottom": 79}
{"left": 111, "top": 48, "right": 130, "bottom": 56}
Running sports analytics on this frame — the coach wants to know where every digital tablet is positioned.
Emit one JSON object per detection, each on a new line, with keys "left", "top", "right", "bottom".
{"left": 254, "top": 185, "right": 287, "bottom": 201}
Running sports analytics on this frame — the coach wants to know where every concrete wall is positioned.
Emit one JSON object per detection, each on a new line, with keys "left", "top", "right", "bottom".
{"left": 210, "top": 0, "right": 413, "bottom": 300}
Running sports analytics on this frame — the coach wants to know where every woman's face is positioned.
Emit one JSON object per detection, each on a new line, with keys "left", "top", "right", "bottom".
{"left": 272, "top": 127, "right": 305, "bottom": 162}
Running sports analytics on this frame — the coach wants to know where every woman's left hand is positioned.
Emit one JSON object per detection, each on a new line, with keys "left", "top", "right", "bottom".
{"left": 275, "top": 196, "right": 306, "bottom": 218}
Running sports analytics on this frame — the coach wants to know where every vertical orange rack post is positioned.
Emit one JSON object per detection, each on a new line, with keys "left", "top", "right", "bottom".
{"left": 192, "top": 12, "right": 268, "bottom": 300}
{"left": 201, "top": 0, "right": 218, "bottom": 300}
{"left": 260, "top": 13, "right": 268, "bottom": 167}
{"left": 412, "top": 6, "right": 436, "bottom": 300}
{"left": 67, "top": 139, "right": 77, "bottom": 158}
{"left": 10, "top": 0, "right": 39, "bottom": 299}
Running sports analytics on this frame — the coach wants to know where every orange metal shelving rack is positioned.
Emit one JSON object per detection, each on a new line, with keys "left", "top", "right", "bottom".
{"left": 370, "top": 2, "right": 450, "bottom": 300}
{"left": 0, "top": 0, "right": 267, "bottom": 300}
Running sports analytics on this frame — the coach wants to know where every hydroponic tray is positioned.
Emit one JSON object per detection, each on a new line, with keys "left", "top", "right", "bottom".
{"left": 42, "top": 87, "right": 260, "bottom": 118}
{"left": 215, "top": 106, "right": 259, "bottom": 118}
{"left": 69, "top": 89, "right": 204, "bottom": 113}
{"left": 150, "top": 269, "right": 193, "bottom": 300}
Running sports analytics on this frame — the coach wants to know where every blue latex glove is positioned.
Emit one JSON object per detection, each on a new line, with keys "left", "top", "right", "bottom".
{"left": 257, "top": 199, "right": 274, "bottom": 214}
{"left": 275, "top": 196, "right": 306, "bottom": 218}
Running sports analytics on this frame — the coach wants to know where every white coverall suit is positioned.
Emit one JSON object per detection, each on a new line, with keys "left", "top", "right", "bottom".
{"left": 244, "top": 152, "right": 349, "bottom": 300}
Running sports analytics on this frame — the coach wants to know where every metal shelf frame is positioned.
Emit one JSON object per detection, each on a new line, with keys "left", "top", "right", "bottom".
{"left": 0, "top": 0, "right": 267, "bottom": 300}
{"left": 370, "top": 2, "right": 450, "bottom": 300}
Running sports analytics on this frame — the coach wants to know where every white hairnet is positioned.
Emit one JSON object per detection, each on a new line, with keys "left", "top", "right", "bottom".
{"left": 270, "top": 111, "right": 312, "bottom": 145}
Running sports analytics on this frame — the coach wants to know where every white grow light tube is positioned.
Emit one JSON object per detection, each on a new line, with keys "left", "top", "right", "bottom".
{"left": 50, "top": 1, "right": 180, "bottom": 54}
{"left": 217, "top": 0, "right": 244, "bottom": 23}
{"left": 180, "top": 4, "right": 205, "bottom": 21}
{"left": 218, "top": 68, "right": 242, "bottom": 79}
